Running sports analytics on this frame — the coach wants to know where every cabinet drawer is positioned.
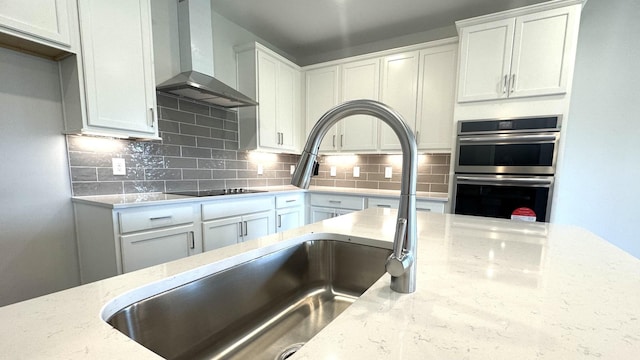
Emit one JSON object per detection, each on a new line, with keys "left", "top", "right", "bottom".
{"left": 118, "top": 205, "right": 195, "bottom": 234}
{"left": 416, "top": 200, "right": 445, "bottom": 213}
{"left": 309, "top": 193, "right": 363, "bottom": 210}
{"left": 276, "top": 192, "right": 304, "bottom": 208}
{"left": 202, "top": 196, "right": 275, "bottom": 220}
{"left": 367, "top": 197, "right": 399, "bottom": 209}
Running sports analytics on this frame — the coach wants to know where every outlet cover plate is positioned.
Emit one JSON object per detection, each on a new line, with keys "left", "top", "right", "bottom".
{"left": 384, "top": 166, "right": 392, "bottom": 179}
{"left": 112, "top": 158, "right": 126, "bottom": 176}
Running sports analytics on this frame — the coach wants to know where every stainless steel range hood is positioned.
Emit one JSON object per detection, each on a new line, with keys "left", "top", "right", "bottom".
{"left": 157, "top": 0, "right": 257, "bottom": 108}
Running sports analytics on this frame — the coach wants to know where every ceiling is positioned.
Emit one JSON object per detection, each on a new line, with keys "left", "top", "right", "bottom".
{"left": 210, "top": 0, "right": 550, "bottom": 63}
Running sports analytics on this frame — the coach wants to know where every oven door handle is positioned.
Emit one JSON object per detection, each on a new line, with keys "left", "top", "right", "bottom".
{"left": 458, "top": 134, "right": 558, "bottom": 144}
{"left": 456, "top": 176, "right": 554, "bottom": 187}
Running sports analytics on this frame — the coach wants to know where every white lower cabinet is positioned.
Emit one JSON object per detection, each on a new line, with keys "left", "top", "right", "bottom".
{"left": 309, "top": 193, "right": 364, "bottom": 223}
{"left": 202, "top": 211, "right": 275, "bottom": 251}
{"left": 276, "top": 207, "right": 304, "bottom": 232}
{"left": 201, "top": 196, "right": 276, "bottom": 251}
{"left": 120, "top": 224, "right": 196, "bottom": 273}
{"left": 73, "top": 202, "right": 200, "bottom": 284}
{"left": 275, "top": 193, "right": 305, "bottom": 232}
{"left": 310, "top": 207, "right": 353, "bottom": 222}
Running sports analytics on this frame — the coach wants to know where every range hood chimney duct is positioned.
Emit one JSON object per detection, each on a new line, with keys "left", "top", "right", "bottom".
{"left": 156, "top": 0, "right": 258, "bottom": 108}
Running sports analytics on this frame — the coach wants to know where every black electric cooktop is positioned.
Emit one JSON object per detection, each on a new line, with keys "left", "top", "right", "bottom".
{"left": 165, "top": 188, "right": 267, "bottom": 197}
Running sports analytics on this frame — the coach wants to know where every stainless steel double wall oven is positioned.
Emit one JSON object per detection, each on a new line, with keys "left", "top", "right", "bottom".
{"left": 452, "top": 116, "right": 561, "bottom": 222}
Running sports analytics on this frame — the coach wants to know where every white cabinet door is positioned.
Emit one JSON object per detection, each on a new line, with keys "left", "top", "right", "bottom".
{"left": 509, "top": 6, "right": 578, "bottom": 98}
{"left": 120, "top": 224, "right": 195, "bottom": 273}
{"left": 242, "top": 211, "right": 275, "bottom": 242}
{"left": 76, "top": 0, "right": 157, "bottom": 136}
{"left": 0, "top": 0, "right": 71, "bottom": 48}
{"left": 276, "top": 207, "right": 303, "bottom": 232}
{"left": 416, "top": 44, "right": 457, "bottom": 151}
{"left": 305, "top": 65, "right": 340, "bottom": 152}
{"left": 457, "top": 18, "right": 515, "bottom": 102}
{"left": 257, "top": 51, "right": 279, "bottom": 148}
{"left": 238, "top": 44, "right": 301, "bottom": 153}
{"left": 379, "top": 51, "right": 420, "bottom": 151}
{"left": 276, "top": 62, "right": 299, "bottom": 151}
{"left": 457, "top": 5, "right": 579, "bottom": 103}
{"left": 202, "top": 210, "right": 274, "bottom": 250}
{"left": 340, "top": 58, "right": 380, "bottom": 151}
{"left": 310, "top": 207, "right": 335, "bottom": 223}
{"left": 202, "top": 216, "right": 242, "bottom": 252}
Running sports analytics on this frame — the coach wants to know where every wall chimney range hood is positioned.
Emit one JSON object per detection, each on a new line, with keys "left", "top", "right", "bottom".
{"left": 157, "top": 0, "right": 258, "bottom": 108}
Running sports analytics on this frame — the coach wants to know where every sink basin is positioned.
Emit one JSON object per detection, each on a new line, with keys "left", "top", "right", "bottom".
{"left": 107, "top": 240, "right": 392, "bottom": 360}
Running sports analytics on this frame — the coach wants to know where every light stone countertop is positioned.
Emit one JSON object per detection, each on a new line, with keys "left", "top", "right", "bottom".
{"left": 1, "top": 209, "right": 639, "bottom": 359}
{"left": 70, "top": 185, "right": 448, "bottom": 208}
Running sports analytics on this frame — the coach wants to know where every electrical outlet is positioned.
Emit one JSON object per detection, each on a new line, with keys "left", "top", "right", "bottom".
{"left": 384, "top": 166, "right": 392, "bottom": 179}
{"left": 330, "top": 166, "right": 337, "bottom": 177}
{"left": 290, "top": 165, "right": 295, "bottom": 175}
{"left": 353, "top": 166, "right": 360, "bottom": 178}
{"left": 112, "top": 158, "right": 126, "bottom": 176}
{"left": 257, "top": 164, "right": 264, "bottom": 175}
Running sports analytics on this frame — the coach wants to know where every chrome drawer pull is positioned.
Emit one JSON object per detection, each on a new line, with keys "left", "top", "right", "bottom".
{"left": 149, "top": 216, "right": 172, "bottom": 221}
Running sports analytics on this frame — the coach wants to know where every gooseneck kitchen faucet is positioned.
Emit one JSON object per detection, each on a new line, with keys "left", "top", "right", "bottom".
{"left": 291, "top": 99, "right": 417, "bottom": 293}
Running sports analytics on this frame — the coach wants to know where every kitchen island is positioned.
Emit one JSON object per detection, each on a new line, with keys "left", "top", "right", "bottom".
{"left": 1, "top": 209, "right": 638, "bottom": 359}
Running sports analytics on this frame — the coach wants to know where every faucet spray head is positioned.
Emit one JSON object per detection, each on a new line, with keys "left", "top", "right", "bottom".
{"left": 291, "top": 151, "right": 317, "bottom": 189}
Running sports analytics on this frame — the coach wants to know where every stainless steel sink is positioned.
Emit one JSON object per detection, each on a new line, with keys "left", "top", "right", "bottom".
{"left": 107, "top": 240, "right": 392, "bottom": 360}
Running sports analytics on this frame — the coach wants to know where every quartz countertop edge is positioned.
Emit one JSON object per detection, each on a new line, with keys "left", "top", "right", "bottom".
{"left": 1, "top": 209, "right": 639, "bottom": 359}
{"left": 70, "top": 185, "right": 448, "bottom": 208}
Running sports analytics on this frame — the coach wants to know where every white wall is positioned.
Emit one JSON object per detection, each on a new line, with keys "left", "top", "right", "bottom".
{"left": 552, "top": 0, "right": 640, "bottom": 258}
{"left": 0, "top": 48, "right": 79, "bottom": 306}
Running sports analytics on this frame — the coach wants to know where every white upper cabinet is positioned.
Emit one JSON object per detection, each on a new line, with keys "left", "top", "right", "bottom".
{"left": 457, "top": 3, "right": 581, "bottom": 102}
{"left": 237, "top": 42, "right": 301, "bottom": 153}
{"left": 379, "top": 51, "right": 420, "bottom": 151}
{"left": 60, "top": 0, "right": 159, "bottom": 139}
{"left": 305, "top": 65, "right": 340, "bottom": 152}
{"left": 415, "top": 44, "right": 457, "bottom": 151}
{"left": 304, "top": 58, "right": 380, "bottom": 153}
{"left": 340, "top": 58, "right": 380, "bottom": 152}
{"left": 376, "top": 42, "right": 458, "bottom": 152}
{"left": 509, "top": 7, "right": 578, "bottom": 98}
{"left": 0, "top": 0, "right": 74, "bottom": 57}
{"left": 303, "top": 38, "right": 458, "bottom": 153}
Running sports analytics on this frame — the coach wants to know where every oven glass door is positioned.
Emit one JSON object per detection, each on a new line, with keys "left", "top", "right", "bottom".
{"left": 454, "top": 175, "right": 553, "bottom": 222}
{"left": 456, "top": 133, "right": 558, "bottom": 174}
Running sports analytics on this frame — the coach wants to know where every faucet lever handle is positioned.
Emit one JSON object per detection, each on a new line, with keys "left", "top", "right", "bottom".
{"left": 392, "top": 218, "right": 407, "bottom": 258}
{"left": 386, "top": 218, "right": 413, "bottom": 277}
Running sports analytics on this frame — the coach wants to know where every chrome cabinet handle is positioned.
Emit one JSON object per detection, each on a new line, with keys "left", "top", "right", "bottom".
{"left": 149, "top": 108, "right": 155, "bottom": 127}
{"left": 332, "top": 135, "right": 336, "bottom": 148}
{"left": 277, "top": 214, "right": 282, "bottom": 228}
{"left": 377, "top": 204, "right": 391, "bottom": 208}
{"left": 328, "top": 200, "right": 342, "bottom": 204}
{"left": 243, "top": 221, "right": 248, "bottom": 236}
{"left": 238, "top": 222, "right": 243, "bottom": 237}
{"left": 503, "top": 75, "right": 509, "bottom": 94}
{"left": 510, "top": 74, "right": 516, "bottom": 93}
{"left": 340, "top": 134, "right": 344, "bottom": 147}
{"left": 149, "top": 215, "right": 171, "bottom": 221}
{"left": 189, "top": 231, "right": 195, "bottom": 249}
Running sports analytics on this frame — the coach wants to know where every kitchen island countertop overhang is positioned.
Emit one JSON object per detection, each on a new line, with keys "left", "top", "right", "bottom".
{"left": 1, "top": 209, "right": 639, "bottom": 359}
